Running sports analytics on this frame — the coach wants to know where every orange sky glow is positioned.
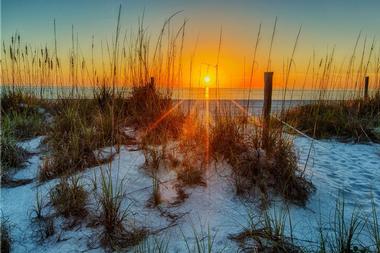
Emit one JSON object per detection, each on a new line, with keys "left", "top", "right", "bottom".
{"left": 2, "top": 0, "right": 380, "bottom": 91}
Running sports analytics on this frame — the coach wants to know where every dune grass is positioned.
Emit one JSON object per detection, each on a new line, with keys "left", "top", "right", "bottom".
{"left": 131, "top": 83, "right": 185, "bottom": 145}
{"left": 230, "top": 204, "right": 303, "bottom": 253}
{"left": 0, "top": 90, "right": 46, "bottom": 173}
{"left": 317, "top": 198, "right": 367, "bottom": 253}
{"left": 231, "top": 197, "right": 380, "bottom": 253}
{"left": 1, "top": 217, "right": 12, "bottom": 253}
{"left": 39, "top": 88, "right": 127, "bottom": 180}
{"left": 142, "top": 146, "right": 164, "bottom": 206}
{"left": 132, "top": 235, "right": 169, "bottom": 253}
{"left": 1, "top": 89, "right": 48, "bottom": 139}
{"left": 182, "top": 225, "right": 221, "bottom": 253}
{"left": 0, "top": 121, "right": 28, "bottom": 172}
{"left": 50, "top": 176, "right": 88, "bottom": 218}
{"left": 39, "top": 100, "right": 101, "bottom": 180}
{"left": 29, "top": 189, "right": 56, "bottom": 242}
{"left": 369, "top": 199, "right": 380, "bottom": 253}
{"left": 2, "top": 112, "right": 46, "bottom": 140}
{"left": 283, "top": 92, "right": 380, "bottom": 142}
{"left": 94, "top": 168, "right": 148, "bottom": 250}
{"left": 211, "top": 114, "right": 313, "bottom": 205}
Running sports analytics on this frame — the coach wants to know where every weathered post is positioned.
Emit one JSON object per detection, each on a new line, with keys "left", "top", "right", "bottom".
{"left": 262, "top": 72, "right": 273, "bottom": 150}
{"left": 364, "top": 76, "right": 369, "bottom": 100}
{"left": 150, "top": 76, "right": 155, "bottom": 87}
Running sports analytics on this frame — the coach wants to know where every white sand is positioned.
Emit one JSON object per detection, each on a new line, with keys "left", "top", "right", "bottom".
{"left": 1, "top": 132, "right": 379, "bottom": 252}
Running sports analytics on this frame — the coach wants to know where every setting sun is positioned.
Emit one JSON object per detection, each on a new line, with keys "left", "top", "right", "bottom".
{"left": 204, "top": 75, "right": 211, "bottom": 85}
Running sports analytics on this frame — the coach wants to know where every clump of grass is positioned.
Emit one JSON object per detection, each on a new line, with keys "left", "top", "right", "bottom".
{"left": 176, "top": 114, "right": 207, "bottom": 187}
{"left": 1, "top": 89, "right": 49, "bottom": 140}
{"left": 1, "top": 217, "right": 12, "bottom": 253}
{"left": 369, "top": 199, "right": 380, "bottom": 253}
{"left": 318, "top": 198, "right": 366, "bottom": 253}
{"left": 132, "top": 235, "right": 169, "bottom": 253}
{"left": 142, "top": 147, "right": 164, "bottom": 206}
{"left": 39, "top": 95, "right": 125, "bottom": 180}
{"left": 129, "top": 82, "right": 185, "bottom": 144}
{"left": 182, "top": 224, "right": 221, "bottom": 253}
{"left": 0, "top": 90, "right": 46, "bottom": 173}
{"left": 176, "top": 167, "right": 205, "bottom": 187}
{"left": 0, "top": 121, "right": 28, "bottom": 172}
{"left": 2, "top": 112, "right": 46, "bottom": 141}
{"left": 30, "top": 190, "right": 55, "bottom": 242}
{"left": 211, "top": 115, "right": 254, "bottom": 196}
{"left": 33, "top": 216, "right": 55, "bottom": 243}
{"left": 211, "top": 115, "right": 313, "bottom": 205}
{"left": 283, "top": 92, "right": 380, "bottom": 142}
{"left": 266, "top": 129, "right": 313, "bottom": 204}
{"left": 210, "top": 114, "right": 247, "bottom": 163}
{"left": 50, "top": 176, "right": 88, "bottom": 218}
{"left": 128, "top": 83, "right": 170, "bottom": 125}
{"left": 230, "top": 205, "right": 302, "bottom": 253}
{"left": 96, "top": 168, "right": 128, "bottom": 248}
{"left": 39, "top": 102, "right": 98, "bottom": 180}
{"left": 95, "top": 168, "right": 147, "bottom": 250}
{"left": 1, "top": 89, "right": 40, "bottom": 115}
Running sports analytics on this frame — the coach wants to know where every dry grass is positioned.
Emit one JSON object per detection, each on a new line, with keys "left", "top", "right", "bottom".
{"left": 369, "top": 199, "right": 380, "bottom": 253}
{"left": 39, "top": 90, "right": 127, "bottom": 180}
{"left": 132, "top": 235, "right": 169, "bottom": 253}
{"left": 211, "top": 115, "right": 313, "bottom": 205}
{"left": 317, "top": 198, "right": 366, "bottom": 253}
{"left": 175, "top": 114, "right": 208, "bottom": 187}
{"left": 93, "top": 168, "right": 148, "bottom": 250}
{"left": 127, "top": 83, "right": 170, "bottom": 126}
{"left": 142, "top": 146, "right": 164, "bottom": 207}
{"left": 1, "top": 89, "right": 49, "bottom": 139}
{"left": 1, "top": 89, "right": 42, "bottom": 114}
{"left": 132, "top": 83, "right": 185, "bottom": 145}
{"left": 176, "top": 168, "right": 205, "bottom": 187}
{"left": 182, "top": 224, "right": 221, "bottom": 253}
{"left": 30, "top": 190, "right": 56, "bottom": 242}
{"left": 230, "top": 204, "right": 303, "bottom": 253}
{"left": 266, "top": 129, "right": 313, "bottom": 204}
{"left": 283, "top": 92, "right": 380, "bottom": 142}
{"left": 1, "top": 218, "right": 12, "bottom": 253}
{"left": 0, "top": 89, "right": 46, "bottom": 173}
{"left": 50, "top": 176, "right": 88, "bottom": 218}
{"left": 0, "top": 125, "right": 28, "bottom": 172}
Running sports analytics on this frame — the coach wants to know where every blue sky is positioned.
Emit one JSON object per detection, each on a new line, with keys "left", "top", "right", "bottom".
{"left": 3, "top": 0, "right": 379, "bottom": 47}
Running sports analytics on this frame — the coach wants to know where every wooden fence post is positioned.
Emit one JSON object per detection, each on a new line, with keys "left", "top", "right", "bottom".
{"left": 364, "top": 76, "right": 369, "bottom": 99}
{"left": 262, "top": 72, "right": 273, "bottom": 150}
{"left": 150, "top": 77, "right": 155, "bottom": 87}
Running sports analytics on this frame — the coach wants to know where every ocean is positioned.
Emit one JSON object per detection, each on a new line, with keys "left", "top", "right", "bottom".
{"left": 1, "top": 85, "right": 365, "bottom": 116}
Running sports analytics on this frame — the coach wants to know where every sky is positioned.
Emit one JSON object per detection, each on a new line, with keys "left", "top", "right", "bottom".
{"left": 2, "top": 0, "right": 380, "bottom": 88}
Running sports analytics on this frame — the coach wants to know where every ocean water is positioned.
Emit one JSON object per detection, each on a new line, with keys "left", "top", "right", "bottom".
{"left": 1, "top": 85, "right": 367, "bottom": 117}
{"left": 0, "top": 85, "right": 364, "bottom": 100}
